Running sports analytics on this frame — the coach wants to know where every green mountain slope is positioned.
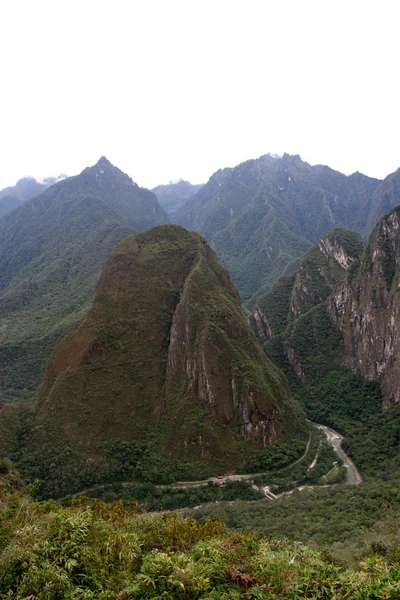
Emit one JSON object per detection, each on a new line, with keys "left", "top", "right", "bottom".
{"left": 258, "top": 209, "right": 400, "bottom": 407}
{"left": 251, "top": 210, "right": 400, "bottom": 479}
{"left": 176, "top": 153, "right": 380, "bottom": 303}
{"left": 0, "top": 176, "right": 64, "bottom": 218}
{"left": 328, "top": 206, "right": 400, "bottom": 407}
{"left": 250, "top": 227, "right": 365, "bottom": 343}
{"left": 15, "top": 225, "right": 306, "bottom": 497}
{"left": 3, "top": 481, "right": 400, "bottom": 599}
{"left": 0, "top": 157, "right": 167, "bottom": 402}
{"left": 362, "top": 167, "right": 400, "bottom": 235}
{"left": 152, "top": 179, "right": 203, "bottom": 218}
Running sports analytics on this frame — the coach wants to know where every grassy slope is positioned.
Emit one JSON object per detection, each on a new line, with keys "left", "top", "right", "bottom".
{"left": 2, "top": 479, "right": 400, "bottom": 598}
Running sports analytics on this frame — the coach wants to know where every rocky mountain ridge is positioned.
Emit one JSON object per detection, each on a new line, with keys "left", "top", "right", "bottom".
{"left": 174, "top": 154, "right": 400, "bottom": 304}
{"left": 175, "top": 153, "right": 383, "bottom": 303}
{"left": 250, "top": 228, "right": 364, "bottom": 342}
{"left": 252, "top": 209, "right": 400, "bottom": 408}
{"left": 328, "top": 207, "right": 400, "bottom": 407}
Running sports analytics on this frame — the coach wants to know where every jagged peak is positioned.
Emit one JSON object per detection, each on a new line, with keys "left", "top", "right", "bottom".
{"left": 95, "top": 156, "right": 113, "bottom": 168}
{"left": 80, "top": 157, "right": 137, "bottom": 187}
{"left": 281, "top": 153, "right": 302, "bottom": 162}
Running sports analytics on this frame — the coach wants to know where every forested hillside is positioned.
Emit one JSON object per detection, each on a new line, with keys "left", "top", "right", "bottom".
{"left": 0, "top": 157, "right": 167, "bottom": 402}
{"left": 5, "top": 225, "right": 306, "bottom": 497}
{"left": 176, "top": 153, "right": 382, "bottom": 303}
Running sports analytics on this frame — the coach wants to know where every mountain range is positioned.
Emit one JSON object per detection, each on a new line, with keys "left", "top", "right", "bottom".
{"left": 0, "top": 157, "right": 167, "bottom": 402}
{"left": 0, "top": 175, "right": 67, "bottom": 219}
{"left": 175, "top": 153, "right": 400, "bottom": 304}
{"left": 0, "top": 150, "right": 400, "bottom": 598}
{"left": 152, "top": 179, "right": 203, "bottom": 218}
{"left": 0, "top": 151, "right": 399, "bottom": 492}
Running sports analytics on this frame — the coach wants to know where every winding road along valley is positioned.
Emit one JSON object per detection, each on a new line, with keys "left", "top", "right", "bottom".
{"left": 313, "top": 423, "right": 363, "bottom": 486}
{"left": 164, "top": 422, "right": 363, "bottom": 494}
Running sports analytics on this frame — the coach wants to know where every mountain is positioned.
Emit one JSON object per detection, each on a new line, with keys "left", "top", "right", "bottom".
{"left": 253, "top": 209, "right": 400, "bottom": 408}
{"left": 328, "top": 206, "right": 400, "bottom": 407}
{"left": 0, "top": 157, "right": 167, "bottom": 402}
{"left": 152, "top": 179, "right": 203, "bottom": 218}
{"left": 250, "top": 228, "right": 365, "bottom": 342}
{"left": 0, "top": 175, "right": 68, "bottom": 218}
{"left": 362, "top": 168, "right": 400, "bottom": 236}
{"left": 174, "top": 154, "right": 383, "bottom": 304}
{"left": 16, "top": 225, "right": 306, "bottom": 497}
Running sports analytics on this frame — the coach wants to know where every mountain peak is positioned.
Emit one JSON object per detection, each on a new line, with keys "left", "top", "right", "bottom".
{"left": 81, "top": 157, "right": 134, "bottom": 187}
{"left": 96, "top": 156, "right": 113, "bottom": 167}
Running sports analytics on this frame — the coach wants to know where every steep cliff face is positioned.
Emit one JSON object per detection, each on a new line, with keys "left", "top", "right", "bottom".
{"left": 31, "top": 225, "right": 305, "bottom": 484}
{"left": 249, "top": 275, "right": 295, "bottom": 341}
{"left": 254, "top": 210, "right": 400, "bottom": 408}
{"left": 289, "top": 228, "right": 365, "bottom": 319}
{"left": 328, "top": 207, "right": 400, "bottom": 407}
{"left": 250, "top": 228, "right": 364, "bottom": 345}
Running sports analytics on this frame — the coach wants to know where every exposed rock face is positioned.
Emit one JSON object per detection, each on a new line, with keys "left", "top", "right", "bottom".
{"left": 250, "top": 228, "right": 364, "bottom": 350}
{"left": 32, "top": 225, "right": 305, "bottom": 478}
{"left": 251, "top": 305, "right": 274, "bottom": 341}
{"left": 289, "top": 228, "right": 365, "bottom": 318}
{"left": 328, "top": 207, "right": 400, "bottom": 407}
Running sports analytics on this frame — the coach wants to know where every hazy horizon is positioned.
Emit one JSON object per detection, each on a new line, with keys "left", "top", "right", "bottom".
{"left": 1, "top": 1, "right": 399, "bottom": 191}
{"left": 2, "top": 150, "right": 396, "bottom": 193}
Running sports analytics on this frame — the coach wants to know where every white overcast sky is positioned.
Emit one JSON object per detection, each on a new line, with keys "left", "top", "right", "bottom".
{"left": 0, "top": 0, "right": 399, "bottom": 190}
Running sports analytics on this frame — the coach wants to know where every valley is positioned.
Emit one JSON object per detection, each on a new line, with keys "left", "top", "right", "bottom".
{"left": 0, "top": 153, "right": 399, "bottom": 598}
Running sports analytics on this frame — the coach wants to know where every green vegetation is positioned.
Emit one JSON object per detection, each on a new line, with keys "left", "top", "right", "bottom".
{"left": 192, "top": 478, "right": 400, "bottom": 555}
{"left": 0, "top": 176, "right": 53, "bottom": 218}
{"left": 0, "top": 157, "right": 167, "bottom": 401}
{"left": 252, "top": 227, "right": 364, "bottom": 351}
{"left": 296, "top": 365, "right": 400, "bottom": 480}
{"left": 176, "top": 153, "right": 380, "bottom": 304}
{"left": 7, "top": 225, "right": 306, "bottom": 496}
{"left": 250, "top": 274, "right": 295, "bottom": 338}
{"left": 241, "top": 436, "right": 307, "bottom": 473}
{"left": 264, "top": 303, "right": 344, "bottom": 384}
{"left": 251, "top": 430, "right": 343, "bottom": 493}
{"left": 3, "top": 477, "right": 400, "bottom": 598}
{"left": 66, "top": 480, "right": 265, "bottom": 511}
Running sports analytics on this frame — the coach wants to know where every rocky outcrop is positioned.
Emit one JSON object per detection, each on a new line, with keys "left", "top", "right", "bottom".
{"left": 251, "top": 211, "right": 399, "bottom": 410}
{"left": 251, "top": 228, "right": 364, "bottom": 349}
{"left": 289, "top": 228, "right": 365, "bottom": 318}
{"left": 251, "top": 305, "right": 273, "bottom": 341}
{"left": 31, "top": 225, "right": 305, "bottom": 479}
{"left": 328, "top": 207, "right": 400, "bottom": 407}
